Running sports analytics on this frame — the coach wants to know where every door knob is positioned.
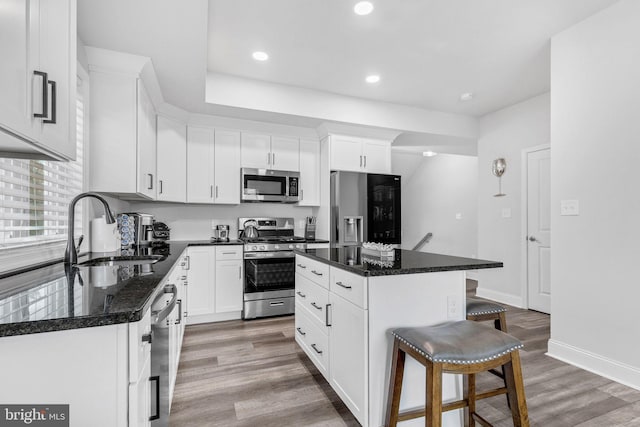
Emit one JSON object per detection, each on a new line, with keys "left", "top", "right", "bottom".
{"left": 528, "top": 236, "right": 538, "bottom": 242}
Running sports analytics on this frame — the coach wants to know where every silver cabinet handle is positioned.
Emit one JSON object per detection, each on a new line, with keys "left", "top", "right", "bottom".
{"left": 210, "top": 185, "right": 213, "bottom": 198}
{"left": 267, "top": 152, "right": 271, "bottom": 165}
{"left": 159, "top": 180, "right": 163, "bottom": 194}
{"left": 43, "top": 79, "right": 57, "bottom": 124}
{"left": 180, "top": 256, "right": 190, "bottom": 270}
{"left": 311, "top": 270, "right": 323, "bottom": 276}
{"left": 270, "top": 301, "right": 285, "bottom": 306}
{"left": 297, "top": 263, "right": 307, "bottom": 269}
{"left": 300, "top": 189, "right": 304, "bottom": 201}
{"left": 311, "top": 302, "right": 322, "bottom": 310}
{"left": 296, "top": 291, "right": 306, "bottom": 298}
{"left": 359, "top": 155, "right": 363, "bottom": 167}
{"left": 148, "top": 173, "right": 154, "bottom": 190}
{"left": 311, "top": 344, "right": 323, "bottom": 354}
{"left": 326, "top": 303, "right": 332, "bottom": 326}
{"left": 296, "top": 327, "right": 306, "bottom": 336}
{"left": 238, "top": 265, "right": 242, "bottom": 279}
{"left": 33, "top": 70, "right": 48, "bottom": 119}
{"left": 272, "top": 152, "right": 275, "bottom": 165}
{"left": 181, "top": 275, "right": 187, "bottom": 280}
{"left": 142, "top": 331, "right": 153, "bottom": 344}
{"left": 175, "top": 299, "right": 183, "bottom": 325}
{"left": 335, "top": 281, "right": 352, "bottom": 289}
{"left": 215, "top": 185, "right": 219, "bottom": 199}
{"left": 363, "top": 155, "right": 367, "bottom": 168}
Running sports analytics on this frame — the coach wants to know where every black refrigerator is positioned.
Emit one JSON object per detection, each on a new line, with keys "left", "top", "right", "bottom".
{"left": 330, "top": 171, "right": 401, "bottom": 247}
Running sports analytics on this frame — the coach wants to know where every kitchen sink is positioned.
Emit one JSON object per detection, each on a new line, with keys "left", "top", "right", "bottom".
{"left": 75, "top": 255, "right": 164, "bottom": 267}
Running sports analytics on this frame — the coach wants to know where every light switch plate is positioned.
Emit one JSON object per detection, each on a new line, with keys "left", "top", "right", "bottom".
{"left": 560, "top": 199, "right": 579, "bottom": 216}
{"left": 455, "top": 213, "right": 462, "bottom": 220}
{"left": 502, "top": 208, "right": 512, "bottom": 218}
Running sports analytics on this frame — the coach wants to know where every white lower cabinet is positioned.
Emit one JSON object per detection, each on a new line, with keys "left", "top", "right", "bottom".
{"left": 294, "top": 256, "right": 367, "bottom": 426}
{"left": 186, "top": 245, "right": 244, "bottom": 324}
{"left": 328, "top": 293, "right": 367, "bottom": 423}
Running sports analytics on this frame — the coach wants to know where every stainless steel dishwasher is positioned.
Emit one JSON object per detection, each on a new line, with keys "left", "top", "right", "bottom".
{"left": 149, "top": 284, "right": 178, "bottom": 427}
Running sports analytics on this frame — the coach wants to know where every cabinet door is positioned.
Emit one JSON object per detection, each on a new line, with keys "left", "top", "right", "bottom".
{"left": 329, "top": 293, "right": 367, "bottom": 425}
{"left": 128, "top": 360, "right": 151, "bottom": 427}
{"left": 363, "top": 140, "right": 391, "bottom": 174}
{"left": 187, "top": 126, "right": 214, "bottom": 203}
{"left": 214, "top": 129, "right": 241, "bottom": 204}
{"left": 36, "top": 0, "right": 75, "bottom": 159}
{"left": 298, "top": 138, "right": 320, "bottom": 206}
{"left": 330, "top": 135, "right": 363, "bottom": 172}
{"left": 157, "top": 115, "right": 186, "bottom": 202}
{"left": 271, "top": 136, "right": 299, "bottom": 171}
{"left": 186, "top": 247, "right": 215, "bottom": 316}
{"left": 136, "top": 80, "right": 156, "bottom": 199}
{"left": 241, "top": 132, "right": 270, "bottom": 169}
{"left": 215, "top": 260, "right": 243, "bottom": 313}
{"left": 0, "top": 0, "right": 31, "bottom": 139}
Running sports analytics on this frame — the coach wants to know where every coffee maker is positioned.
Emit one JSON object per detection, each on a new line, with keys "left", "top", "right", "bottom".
{"left": 118, "top": 213, "right": 155, "bottom": 247}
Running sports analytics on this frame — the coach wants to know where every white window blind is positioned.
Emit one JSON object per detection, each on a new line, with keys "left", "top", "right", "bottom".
{"left": 0, "top": 79, "right": 84, "bottom": 268}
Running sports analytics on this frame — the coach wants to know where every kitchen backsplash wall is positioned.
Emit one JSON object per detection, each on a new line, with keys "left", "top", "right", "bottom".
{"left": 127, "top": 202, "right": 317, "bottom": 240}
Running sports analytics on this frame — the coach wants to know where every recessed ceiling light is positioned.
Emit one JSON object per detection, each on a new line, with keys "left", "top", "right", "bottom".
{"left": 252, "top": 51, "right": 269, "bottom": 61}
{"left": 423, "top": 151, "right": 438, "bottom": 157}
{"left": 354, "top": 1, "right": 374, "bottom": 15}
{"left": 460, "top": 92, "right": 474, "bottom": 101}
{"left": 365, "top": 74, "right": 380, "bottom": 84}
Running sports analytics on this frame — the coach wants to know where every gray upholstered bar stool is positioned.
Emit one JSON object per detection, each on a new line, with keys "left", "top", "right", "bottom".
{"left": 466, "top": 296, "right": 508, "bottom": 332}
{"left": 385, "top": 320, "right": 529, "bottom": 427}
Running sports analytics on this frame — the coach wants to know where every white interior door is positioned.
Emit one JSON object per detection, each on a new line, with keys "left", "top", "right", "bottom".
{"left": 527, "top": 148, "right": 551, "bottom": 313}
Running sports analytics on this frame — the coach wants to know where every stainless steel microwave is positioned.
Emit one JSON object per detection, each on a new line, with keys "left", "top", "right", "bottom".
{"left": 241, "top": 168, "right": 300, "bottom": 203}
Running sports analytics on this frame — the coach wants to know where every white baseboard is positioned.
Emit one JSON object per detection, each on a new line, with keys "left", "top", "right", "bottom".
{"left": 548, "top": 339, "right": 640, "bottom": 391}
{"left": 474, "top": 288, "right": 524, "bottom": 308}
{"left": 186, "top": 311, "right": 241, "bottom": 325}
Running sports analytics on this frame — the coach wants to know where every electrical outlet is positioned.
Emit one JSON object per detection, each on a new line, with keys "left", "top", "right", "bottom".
{"left": 560, "top": 199, "right": 579, "bottom": 216}
{"left": 455, "top": 213, "right": 462, "bottom": 220}
{"left": 501, "top": 208, "right": 512, "bottom": 218}
{"left": 447, "top": 296, "right": 459, "bottom": 319}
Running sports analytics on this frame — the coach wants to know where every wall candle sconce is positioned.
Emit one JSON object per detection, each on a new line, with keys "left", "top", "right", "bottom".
{"left": 492, "top": 158, "right": 507, "bottom": 197}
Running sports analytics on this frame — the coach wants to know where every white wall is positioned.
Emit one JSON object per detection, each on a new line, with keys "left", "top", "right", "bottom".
{"left": 127, "top": 201, "right": 315, "bottom": 241}
{"left": 548, "top": 0, "right": 640, "bottom": 389}
{"left": 476, "top": 93, "right": 550, "bottom": 305}
{"left": 393, "top": 152, "right": 478, "bottom": 258}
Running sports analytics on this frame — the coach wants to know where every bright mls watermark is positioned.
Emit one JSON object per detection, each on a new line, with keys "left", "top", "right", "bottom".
{"left": 0, "top": 405, "right": 68, "bottom": 426}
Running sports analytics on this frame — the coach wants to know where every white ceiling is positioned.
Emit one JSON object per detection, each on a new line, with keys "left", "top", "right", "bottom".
{"left": 78, "top": 0, "right": 619, "bottom": 151}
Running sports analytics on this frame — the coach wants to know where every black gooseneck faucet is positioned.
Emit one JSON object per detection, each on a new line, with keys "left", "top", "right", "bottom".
{"left": 64, "top": 192, "right": 116, "bottom": 265}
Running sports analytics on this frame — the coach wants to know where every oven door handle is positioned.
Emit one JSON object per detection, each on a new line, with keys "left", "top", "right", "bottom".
{"left": 243, "top": 251, "right": 296, "bottom": 259}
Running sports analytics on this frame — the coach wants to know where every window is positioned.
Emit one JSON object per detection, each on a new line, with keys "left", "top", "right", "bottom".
{"left": 0, "top": 75, "right": 85, "bottom": 270}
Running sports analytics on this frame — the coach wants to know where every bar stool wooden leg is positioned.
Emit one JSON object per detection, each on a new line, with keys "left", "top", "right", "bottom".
{"left": 504, "top": 352, "right": 529, "bottom": 427}
{"left": 426, "top": 360, "right": 443, "bottom": 427}
{"left": 496, "top": 311, "right": 508, "bottom": 332}
{"left": 464, "top": 373, "right": 476, "bottom": 427}
{"left": 385, "top": 339, "right": 406, "bottom": 427}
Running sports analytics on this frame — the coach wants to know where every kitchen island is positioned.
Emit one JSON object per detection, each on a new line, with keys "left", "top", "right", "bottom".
{"left": 294, "top": 248, "right": 502, "bottom": 427}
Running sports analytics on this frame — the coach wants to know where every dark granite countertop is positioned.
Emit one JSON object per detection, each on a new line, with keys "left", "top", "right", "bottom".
{"left": 295, "top": 247, "right": 502, "bottom": 277}
{"left": 0, "top": 240, "right": 243, "bottom": 337}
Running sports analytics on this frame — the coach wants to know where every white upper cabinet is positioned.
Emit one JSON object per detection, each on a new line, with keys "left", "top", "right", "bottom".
{"left": 241, "top": 132, "right": 300, "bottom": 171}
{"left": 329, "top": 135, "right": 391, "bottom": 174}
{"left": 0, "top": 0, "right": 76, "bottom": 160}
{"left": 298, "top": 138, "right": 320, "bottom": 206}
{"left": 156, "top": 115, "right": 187, "bottom": 202}
{"left": 270, "top": 136, "right": 300, "bottom": 171}
{"left": 87, "top": 48, "right": 162, "bottom": 199}
{"left": 214, "top": 129, "right": 241, "bottom": 204}
{"left": 186, "top": 126, "right": 214, "bottom": 203}
{"left": 186, "top": 126, "right": 240, "bottom": 204}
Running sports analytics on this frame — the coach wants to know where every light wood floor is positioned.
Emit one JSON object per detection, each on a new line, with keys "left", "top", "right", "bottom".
{"left": 170, "top": 305, "right": 640, "bottom": 426}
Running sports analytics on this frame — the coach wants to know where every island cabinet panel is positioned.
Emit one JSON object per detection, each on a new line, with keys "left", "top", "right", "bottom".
{"left": 294, "top": 250, "right": 483, "bottom": 427}
{"left": 328, "top": 292, "right": 368, "bottom": 425}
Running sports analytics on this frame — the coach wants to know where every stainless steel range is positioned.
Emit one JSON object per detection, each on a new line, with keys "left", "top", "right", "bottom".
{"left": 239, "top": 217, "right": 307, "bottom": 319}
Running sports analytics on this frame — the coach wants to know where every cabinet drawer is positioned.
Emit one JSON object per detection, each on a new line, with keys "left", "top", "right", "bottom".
{"left": 330, "top": 268, "right": 368, "bottom": 309}
{"left": 295, "top": 304, "right": 329, "bottom": 377}
{"left": 215, "top": 245, "right": 243, "bottom": 260}
{"left": 129, "top": 309, "right": 152, "bottom": 383}
{"left": 295, "top": 255, "right": 329, "bottom": 288}
{"left": 299, "top": 275, "right": 330, "bottom": 326}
